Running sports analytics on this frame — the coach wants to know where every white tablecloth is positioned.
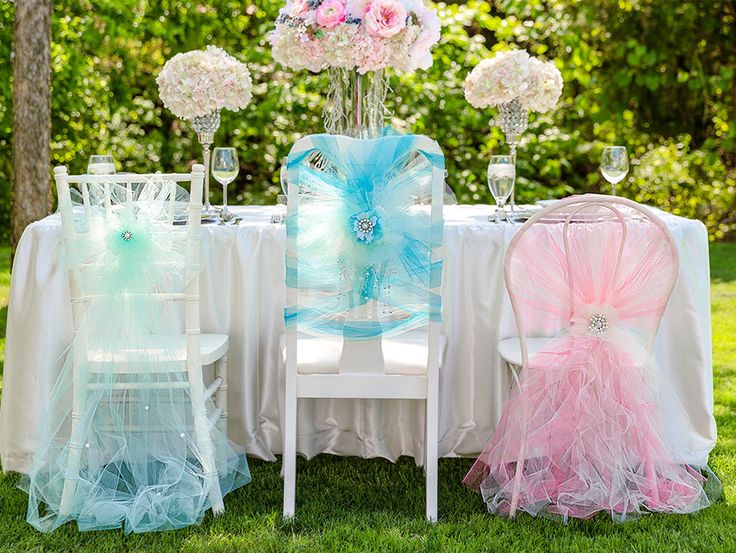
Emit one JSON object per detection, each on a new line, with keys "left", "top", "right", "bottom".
{"left": 0, "top": 205, "right": 717, "bottom": 473}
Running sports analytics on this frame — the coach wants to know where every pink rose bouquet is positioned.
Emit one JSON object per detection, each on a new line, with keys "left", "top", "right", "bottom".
{"left": 270, "top": 0, "right": 441, "bottom": 74}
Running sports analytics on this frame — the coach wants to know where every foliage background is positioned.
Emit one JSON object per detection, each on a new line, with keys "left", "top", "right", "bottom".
{"left": 0, "top": 0, "right": 734, "bottom": 241}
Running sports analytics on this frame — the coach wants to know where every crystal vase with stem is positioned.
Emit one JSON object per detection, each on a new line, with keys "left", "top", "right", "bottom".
{"left": 323, "top": 67, "right": 389, "bottom": 139}
{"left": 191, "top": 110, "right": 221, "bottom": 213}
{"left": 496, "top": 98, "right": 528, "bottom": 218}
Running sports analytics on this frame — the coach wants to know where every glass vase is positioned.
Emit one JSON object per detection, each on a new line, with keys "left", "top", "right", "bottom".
{"left": 323, "top": 68, "right": 388, "bottom": 139}
{"left": 495, "top": 99, "right": 528, "bottom": 215}
{"left": 496, "top": 98, "right": 529, "bottom": 157}
{"left": 191, "top": 110, "right": 221, "bottom": 213}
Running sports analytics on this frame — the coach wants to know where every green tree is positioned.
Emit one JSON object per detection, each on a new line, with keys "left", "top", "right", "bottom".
{"left": 1, "top": 0, "right": 733, "bottom": 241}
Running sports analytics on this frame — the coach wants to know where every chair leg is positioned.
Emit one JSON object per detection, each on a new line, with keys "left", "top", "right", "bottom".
{"left": 188, "top": 363, "right": 225, "bottom": 515}
{"left": 214, "top": 355, "right": 228, "bottom": 436}
{"left": 283, "top": 388, "right": 297, "bottom": 518}
{"left": 425, "top": 390, "right": 439, "bottom": 522}
{"left": 508, "top": 361, "right": 522, "bottom": 391}
{"left": 59, "top": 415, "right": 85, "bottom": 517}
{"left": 193, "top": 402, "right": 225, "bottom": 514}
{"left": 60, "top": 351, "right": 88, "bottom": 519}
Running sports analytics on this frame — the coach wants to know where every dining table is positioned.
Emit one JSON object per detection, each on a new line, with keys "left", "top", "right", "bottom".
{"left": 0, "top": 203, "right": 717, "bottom": 473}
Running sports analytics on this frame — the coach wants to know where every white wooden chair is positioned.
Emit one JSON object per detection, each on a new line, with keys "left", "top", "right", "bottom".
{"left": 53, "top": 164, "right": 230, "bottom": 517}
{"left": 281, "top": 135, "right": 445, "bottom": 521}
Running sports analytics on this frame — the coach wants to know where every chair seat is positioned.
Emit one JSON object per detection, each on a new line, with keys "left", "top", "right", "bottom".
{"left": 87, "top": 334, "right": 228, "bottom": 369}
{"left": 497, "top": 337, "right": 554, "bottom": 368}
{"left": 280, "top": 329, "right": 447, "bottom": 376}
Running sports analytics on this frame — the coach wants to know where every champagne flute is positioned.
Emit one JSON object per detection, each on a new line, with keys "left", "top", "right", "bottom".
{"left": 600, "top": 146, "right": 629, "bottom": 196}
{"left": 87, "top": 154, "right": 116, "bottom": 175}
{"left": 212, "top": 147, "right": 239, "bottom": 223}
{"left": 487, "top": 155, "right": 516, "bottom": 223}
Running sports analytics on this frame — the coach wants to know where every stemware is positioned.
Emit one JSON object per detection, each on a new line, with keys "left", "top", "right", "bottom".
{"left": 212, "top": 147, "right": 239, "bottom": 223}
{"left": 600, "top": 146, "right": 629, "bottom": 196}
{"left": 87, "top": 155, "right": 116, "bottom": 175}
{"left": 280, "top": 157, "right": 289, "bottom": 195}
{"left": 272, "top": 194, "right": 288, "bottom": 224}
{"left": 487, "top": 155, "right": 516, "bottom": 223}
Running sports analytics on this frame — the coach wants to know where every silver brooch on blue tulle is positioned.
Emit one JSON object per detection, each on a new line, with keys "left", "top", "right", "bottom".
{"left": 121, "top": 230, "right": 133, "bottom": 241}
{"left": 588, "top": 314, "right": 609, "bottom": 335}
{"left": 350, "top": 207, "right": 383, "bottom": 244}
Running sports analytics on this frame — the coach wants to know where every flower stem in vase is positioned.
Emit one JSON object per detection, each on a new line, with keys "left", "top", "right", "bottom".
{"left": 191, "top": 110, "right": 221, "bottom": 213}
{"left": 324, "top": 68, "right": 388, "bottom": 139}
{"left": 353, "top": 72, "right": 363, "bottom": 137}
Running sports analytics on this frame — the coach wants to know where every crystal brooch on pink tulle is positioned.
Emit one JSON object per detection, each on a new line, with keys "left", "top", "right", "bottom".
{"left": 588, "top": 313, "right": 609, "bottom": 335}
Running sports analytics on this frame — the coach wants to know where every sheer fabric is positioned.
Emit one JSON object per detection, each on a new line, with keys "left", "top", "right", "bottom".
{"left": 285, "top": 135, "right": 444, "bottom": 340}
{"left": 21, "top": 177, "right": 250, "bottom": 533}
{"left": 464, "top": 196, "right": 719, "bottom": 521}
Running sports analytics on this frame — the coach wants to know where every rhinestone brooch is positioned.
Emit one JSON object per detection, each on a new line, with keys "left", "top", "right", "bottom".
{"left": 357, "top": 218, "right": 374, "bottom": 234}
{"left": 588, "top": 314, "right": 609, "bottom": 335}
{"left": 121, "top": 230, "right": 133, "bottom": 241}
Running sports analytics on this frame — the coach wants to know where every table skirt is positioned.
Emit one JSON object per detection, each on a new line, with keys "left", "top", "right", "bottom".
{"left": 0, "top": 205, "right": 717, "bottom": 473}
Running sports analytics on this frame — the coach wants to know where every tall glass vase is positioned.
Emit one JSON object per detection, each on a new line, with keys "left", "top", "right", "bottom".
{"left": 496, "top": 99, "right": 528, "bottom": 215}
{"left": 323, "top": 68, "right": 388, "bottom": 139}
{"left": 322, "top": 68, "right": 389, "bottom": 363}
{"left": 191, "top": 110, "right": 221, "bottom": 213}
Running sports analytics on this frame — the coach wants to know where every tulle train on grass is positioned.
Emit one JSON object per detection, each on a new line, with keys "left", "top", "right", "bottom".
{"left": 464, "top": 197, "right": 720, "bottom": 521}
{"left": 21, "top": 177, "right": 250, "bottom": 533}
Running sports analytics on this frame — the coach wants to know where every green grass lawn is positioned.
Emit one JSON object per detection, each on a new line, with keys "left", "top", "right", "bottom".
{"left": 0, "top": 244, "right": 734, "bottom": 552}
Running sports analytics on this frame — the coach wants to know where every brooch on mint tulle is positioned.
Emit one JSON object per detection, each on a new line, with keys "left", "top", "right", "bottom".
{"left": 121, "top": 230, "right": 134, "bottom": 242}
{"left": 350, "top": 207, "right": 384, "bottom": 244}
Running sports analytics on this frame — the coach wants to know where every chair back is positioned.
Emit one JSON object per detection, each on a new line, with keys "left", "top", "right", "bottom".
{"left": 284, "top": 134, "right": 445, "bottom": 373}
{"left": 53, "top": 165, "right": 205, "bottom": 363}
{"left": 504, "top": 194, "right": 679, "bottom": 369}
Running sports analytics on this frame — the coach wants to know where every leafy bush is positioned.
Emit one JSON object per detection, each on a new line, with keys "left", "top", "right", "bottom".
{"left": 1, "top": 0, "right": 733, "bottom": 240}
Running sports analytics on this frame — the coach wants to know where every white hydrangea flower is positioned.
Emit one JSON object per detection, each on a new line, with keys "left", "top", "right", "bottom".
{"left": 465, "top": 49, "right": 563, "bottom": 113}
{"left": 157, "top": 46, "right": 253, "bottom": 120}
{"left": 523, "top": 58, "right": 564, "bottom": 113}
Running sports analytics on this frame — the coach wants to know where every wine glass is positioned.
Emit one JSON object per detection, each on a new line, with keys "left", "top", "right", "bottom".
{"left": 87, "top": 155, "right": 116, "bottom": 175}
{"left": 487, "top": 155, "right": 516, "bottom": 223}
{"left": 280, "top": 157, "right": 288, "bottom": 195}
{"left": 212, "top": 147, "right": 239, "bottom": 223}
{"left": 600, "top": 146, "right": 629, "bottom": 196}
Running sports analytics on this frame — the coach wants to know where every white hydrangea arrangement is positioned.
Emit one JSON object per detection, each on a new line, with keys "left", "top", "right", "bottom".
{"left": 465, "top": 49, "right": 563, "bottom": 113}
{"left": 156, "top": 46, "right": 253, "bottom": 120}
{"left": 269, "top": 0, "right": 441, "bottom": 75}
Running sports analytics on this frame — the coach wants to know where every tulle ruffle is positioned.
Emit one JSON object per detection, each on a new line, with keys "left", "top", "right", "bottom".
{"left": 22, "top": 177, "right": 250, "bottom": 533}
{"left": 285, "top": 135, "right": 444, "bottom": 340}
{"left": 464, "top": 335, "right": 719, "bottom": 521}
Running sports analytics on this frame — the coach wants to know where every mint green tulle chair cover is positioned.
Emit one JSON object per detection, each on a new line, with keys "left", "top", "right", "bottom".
{"left": 285, "top": 135, "right": 444, "bottom": 339}
{"left": 21, "top": 176, "right": 250, "bottom": 533}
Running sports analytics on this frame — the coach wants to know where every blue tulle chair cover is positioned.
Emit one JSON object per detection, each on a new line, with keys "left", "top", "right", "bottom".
{"left": 285, "top": 134, "right": 444, "bottom": 340}
{"left": 21, "top": 176, "right": 250, "bottom": 533}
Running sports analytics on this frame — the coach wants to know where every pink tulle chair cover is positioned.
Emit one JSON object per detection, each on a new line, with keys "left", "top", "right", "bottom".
{"left": 464, "top": 195, "right": 717, "bottom": 521}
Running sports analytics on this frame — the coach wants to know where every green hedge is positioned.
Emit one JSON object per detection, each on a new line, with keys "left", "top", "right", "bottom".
{"left": 1, "top": 0, "right": 733, "bottom": 240}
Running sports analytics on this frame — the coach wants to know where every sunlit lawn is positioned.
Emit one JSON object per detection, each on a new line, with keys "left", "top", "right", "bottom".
{"left": 0, "top": 244, "right": 734, "bottom": 552}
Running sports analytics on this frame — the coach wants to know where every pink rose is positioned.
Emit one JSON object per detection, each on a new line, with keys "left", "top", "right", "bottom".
{"left": 346, "top": 0, "right": 369, "bottom": 18}
{"left": 289, "top": 0, "right": 311, "bottom": 18}
{"left": 364, "top": 0, "right": 407, "bottom": 38}
{"left": 316, "top": 0, "right": 347, "bottom": 29}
